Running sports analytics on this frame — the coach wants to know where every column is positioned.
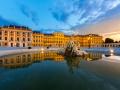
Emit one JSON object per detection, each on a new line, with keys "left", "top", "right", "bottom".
{"left": 1, "top": 31, "right": 5, "bottom": 46}
{"left": 25, "top": 32, "right": 27, "bottom": 47}
{"left": 1, "top": 31, "right": 4, "bottom": 46}
{"left": 20, "top": 32, "right": 22, "bottom": 47}
{"left": 14, "top": 31, "right": 16, "bottom": 47}
{"left": 8, "top": 31, "right": 10, "bottom": 47}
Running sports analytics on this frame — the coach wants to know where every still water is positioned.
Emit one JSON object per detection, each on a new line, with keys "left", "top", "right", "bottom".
{"left": 0, "top": 51, "right": 120, "bottom": 90}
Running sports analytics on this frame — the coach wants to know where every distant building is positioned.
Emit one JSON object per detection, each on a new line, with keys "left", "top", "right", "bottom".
{"left": 33, "top": 31, "right": 66, "bottom": 47}
{"left": 32, "top": 31, "right": 44, "bottom": 47}
{"left": 32, "top": 31, "right": 103, "bottom": 48}
{"left": 0, "top": 25, "right": 102, "bottom": 48}
{"left": 0, "top": 25, "right": 32, "bottom": 47}
{"left": 75, "top": 34, "right": 103, "bottom": 48}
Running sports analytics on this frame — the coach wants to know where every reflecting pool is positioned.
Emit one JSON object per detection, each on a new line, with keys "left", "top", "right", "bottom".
{"left": 0, "top": 51, "right": 120, "bottom": 90}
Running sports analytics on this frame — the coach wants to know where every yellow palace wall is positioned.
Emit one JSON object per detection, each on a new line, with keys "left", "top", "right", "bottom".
{"left": 0, "top": 25, "right": 103, "bottom": 48}
{"left": 32, "top": 32, "right": 103, "bottom": 48}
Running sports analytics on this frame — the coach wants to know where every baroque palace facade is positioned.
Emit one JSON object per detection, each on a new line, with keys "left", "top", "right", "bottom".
{"left": 0, "top": 25, "right": 103, "bottom": 48}
{"left": 0, "top": 25, "right": 32, "bottom": 47}
{"left": 33, "top": 31, "right": 103, "bottom": 48}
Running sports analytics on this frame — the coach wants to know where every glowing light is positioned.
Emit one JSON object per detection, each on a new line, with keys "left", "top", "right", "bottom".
{"left": 110, "top": 49, "right": 114, "bottom": 53}
{"left": 110, "top": 53, "right": 113, "bottom": 56}
{"left": 41, "top": 48, "right": 44, "bottom": 53}
{"left": 41, "top": 48, "right": 44, "bottom": 51}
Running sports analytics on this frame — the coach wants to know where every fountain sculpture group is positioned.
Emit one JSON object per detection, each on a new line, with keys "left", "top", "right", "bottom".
{"left": 65, "top": 41, "right": 87, "bottom": 57}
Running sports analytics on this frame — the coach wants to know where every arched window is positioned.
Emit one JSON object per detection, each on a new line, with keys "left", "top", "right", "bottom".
{"left": 23, "top": 43, "right": 25, "bottom": 47}
{"left": 16, "top": 43, "right": 20, "bottom": 47}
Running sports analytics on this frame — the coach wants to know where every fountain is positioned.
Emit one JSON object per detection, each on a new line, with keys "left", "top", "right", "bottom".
{"left": 64, "top": 40, "right": 87, "bottom": 57}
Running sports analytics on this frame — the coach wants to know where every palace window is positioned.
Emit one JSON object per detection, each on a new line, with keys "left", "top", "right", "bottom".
{"left": 5, "top": 37, "right": 7, "bottom": 40}
{"left": 11, "top": 37, "right": 13, "bottom": 41}
{"left": 5, "top": 31, "right": 8, "bottom": 35}
{"left": 23, "top": 43, "right": 25, "bottom": 47}
{"left": 23, "top": 38, "right": 25, "bottom": 41}
{"left": 28, "top": 38, "right": 31, "bottom": 41}
{"left": 17, "top": 38, "right": 19, "bottom": 41}
{"left": 5, "top": 43, "right": 8, "bottom": 46}
{"left": 23, "top": 32, "right": 26, "bottom": 36}
{"left": 0, "top": 37, "right": 2, "bottom": 40}
{"left": 11, "top": 43, "right": 13, "bottom": 47}
{"left": 28, "top": 33, "right": 31, "bottom": 37}
{"left": 23, "top": 32, "right": 25, "bottom": 34}
{"left": 17, "top": 32, "right": 20, "bottom": 36}
{"left": 16, "top": 43, "right": 20, "bottom": 47}
{"left": 0, "top": 31, "right": 2, "bottom": 35}
{"left": 10, "top": 31, "right": 14, "bottom": 34}
{"left": 5, "top": 31, "right": 7, "bottom": 33}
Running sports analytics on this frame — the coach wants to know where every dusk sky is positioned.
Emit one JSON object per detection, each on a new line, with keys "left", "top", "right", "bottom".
{"left": 0, "top": 0, "right": 120, "bottom": 37}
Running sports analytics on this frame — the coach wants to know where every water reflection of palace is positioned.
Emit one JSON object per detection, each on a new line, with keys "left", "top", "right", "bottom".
{"left": 85, "top": 52, "right": 102, "bottom": 61}
{"left": 32, "top": 51, "right": 64, "bottom": 62}
{"left": 0, "top": 54, "right": 33, "bottom": 68}
{"left": 0, "top": 51, "right": 64, "bottom": 68}
{"left": 0, "top": 52, "right": 102, "bottom": 69}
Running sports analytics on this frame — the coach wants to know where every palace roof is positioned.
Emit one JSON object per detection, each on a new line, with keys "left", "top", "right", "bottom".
{"left": 0, "top": 25, "right": 31, "bottom": 31}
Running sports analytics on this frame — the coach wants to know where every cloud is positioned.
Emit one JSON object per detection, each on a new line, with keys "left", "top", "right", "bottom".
{"left": 19, "top": 4, "right": 39, "bottom": 25}
{"left": 51, "top": 0, "right": 120, "bottom": 28}
{"left": 52, "top": 10, "right": 69, "bottom": 23}
{"left": 75, "top": 16, "right": 120, "bottom": 36}
{"left": 0, "top": 15, "right": 18, "bottom": 26}
{"left": 105, "top": 0, "right": 120, "bottom": 10}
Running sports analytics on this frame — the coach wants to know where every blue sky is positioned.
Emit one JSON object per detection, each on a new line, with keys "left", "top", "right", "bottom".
{"left": 0, "top": 0, "right": 120, "bottom": 34}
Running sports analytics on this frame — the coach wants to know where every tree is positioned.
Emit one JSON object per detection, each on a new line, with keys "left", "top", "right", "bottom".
{"left": 105, "top": 38, "right": 114, "bottom": 43}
